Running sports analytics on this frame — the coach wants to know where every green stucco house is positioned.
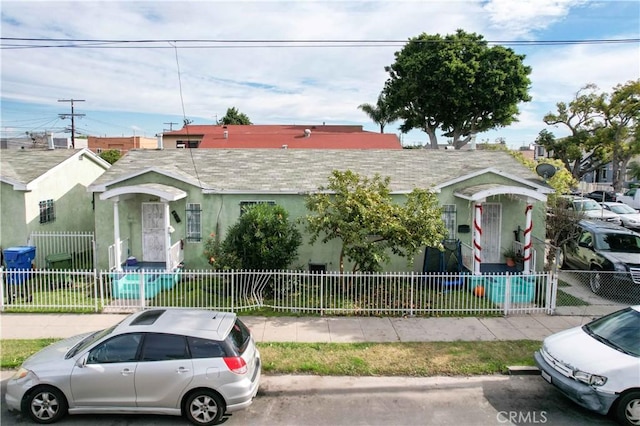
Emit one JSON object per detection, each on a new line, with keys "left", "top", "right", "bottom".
{"left": 0, "top": 148, "right": 110, "bottom": 251}
{"left": 87, "top": 148, "right": 553, "bottom": 273}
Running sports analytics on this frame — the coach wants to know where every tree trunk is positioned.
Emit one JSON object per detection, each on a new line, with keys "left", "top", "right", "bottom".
{"left": 425, "top": 129, "right": 438, "bottom": 149}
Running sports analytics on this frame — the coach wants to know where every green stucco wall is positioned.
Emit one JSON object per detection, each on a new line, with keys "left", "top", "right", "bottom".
{"left": 1, "top": 155, "right": 105, "bottom": 250}
{"left": 94, "top": 171, "right": 548, "bottom": 273}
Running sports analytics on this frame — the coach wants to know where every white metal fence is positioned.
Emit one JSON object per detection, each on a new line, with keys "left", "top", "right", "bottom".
{"left": 1, "top": 268, "right": 556, "bottom": 316}
{"left": 27, "top": 231, "right": 95, "bottom": 270}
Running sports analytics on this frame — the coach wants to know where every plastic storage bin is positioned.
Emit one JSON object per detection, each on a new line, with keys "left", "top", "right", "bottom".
{"left": 485, "top": 275, "right": 535, "bottom": 304}
{"left": 3, "top": 246, "right": 36, "bottom": 285}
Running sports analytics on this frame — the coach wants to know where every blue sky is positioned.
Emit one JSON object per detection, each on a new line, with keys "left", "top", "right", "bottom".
{"left": 1, "top": 0, "right": 639, "bottom": 148}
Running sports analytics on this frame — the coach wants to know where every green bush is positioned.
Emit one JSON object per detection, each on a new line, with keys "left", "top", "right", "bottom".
{"left": 204, "top": 204, "right": 302, "bottom": 270}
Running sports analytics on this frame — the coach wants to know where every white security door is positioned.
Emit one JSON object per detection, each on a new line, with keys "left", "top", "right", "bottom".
{"left": 481, "top": 203, "right": 502, "bottom": 263}
{"left": 142, "top": 203, "right": 165, "bottom": 262}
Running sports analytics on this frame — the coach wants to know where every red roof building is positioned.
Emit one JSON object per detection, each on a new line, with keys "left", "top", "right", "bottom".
{"left": 161, "top": 124, "right": 402, "bottom": 149}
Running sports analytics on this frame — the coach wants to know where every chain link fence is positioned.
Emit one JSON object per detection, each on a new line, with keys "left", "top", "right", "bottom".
{"left": 557, "top": 270, "right": 640, "bottom": 307}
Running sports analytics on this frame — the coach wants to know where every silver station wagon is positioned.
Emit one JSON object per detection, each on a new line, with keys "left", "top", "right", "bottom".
{"left": 5, "top": 309, "right": 261, "bottom": 425}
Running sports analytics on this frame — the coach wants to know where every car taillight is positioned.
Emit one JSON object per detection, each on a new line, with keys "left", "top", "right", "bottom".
{"left": 223, "top": 356, "right": 248, "bottom": 374}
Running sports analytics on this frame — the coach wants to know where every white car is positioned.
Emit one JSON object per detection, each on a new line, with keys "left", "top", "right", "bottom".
{"left": 569, "top": 197, "right": 622, "bottom": 226}
{"left": 535, "top": 306, "right": 640, "bottom": 426}
{"left": 601, "top": 202, "right": 640, "bottom": 230}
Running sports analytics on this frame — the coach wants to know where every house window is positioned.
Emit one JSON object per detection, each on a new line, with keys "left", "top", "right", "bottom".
{"left": 176, "top": 140, "right": 200, "bottom": 148}
{"left": 39, "top": 199, "right": 55, "bottom": 224}
{"left": 186, "top": 203, "right": 202, "bottom": 242}
{"left": 240, "top": 200, "right": 276, "bottom": 215}
{"left": 600, "top": 168, "right": 607, "bottom": 181}
{"left": 442, "top": 205, "right": 457, "bottom": 239}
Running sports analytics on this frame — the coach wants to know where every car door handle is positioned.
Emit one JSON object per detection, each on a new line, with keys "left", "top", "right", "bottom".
{"left": 121, "top": 368, "right": 134, "bottom": 376}
{"left": 176, "top": 367, "right": 191, "bottom": 373}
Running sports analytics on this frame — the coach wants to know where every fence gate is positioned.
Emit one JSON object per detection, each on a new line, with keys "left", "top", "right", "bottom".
{"left": 28, "top": 231, "right": 96, "bottom": 270}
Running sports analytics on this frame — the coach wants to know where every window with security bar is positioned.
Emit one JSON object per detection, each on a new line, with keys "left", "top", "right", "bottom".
{"left": 442, "top": 205, "right": 457, "bottom": 240}
{"left": 39, "top": 199, "right": 55, "bottom": 224}
{"left": 186, "top": 203, "right": 202, "bottom": 242}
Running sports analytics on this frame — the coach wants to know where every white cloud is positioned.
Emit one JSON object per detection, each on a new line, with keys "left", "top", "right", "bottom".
{"left": 1, "top": 1, "right": 638, "bottom": 143}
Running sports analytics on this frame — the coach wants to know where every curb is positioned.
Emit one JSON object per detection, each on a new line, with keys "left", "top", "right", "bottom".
{"left": 507, "top": 366, "right": 540, "bottom": 375}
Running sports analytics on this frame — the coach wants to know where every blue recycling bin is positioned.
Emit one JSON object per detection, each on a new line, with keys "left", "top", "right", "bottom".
{"left": 3, "top": 246, "right": 36, "bottom": 285}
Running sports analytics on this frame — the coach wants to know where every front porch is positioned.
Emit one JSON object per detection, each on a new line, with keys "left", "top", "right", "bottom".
{"left": 100, "top": 183, "right": 186, "bottom": 272}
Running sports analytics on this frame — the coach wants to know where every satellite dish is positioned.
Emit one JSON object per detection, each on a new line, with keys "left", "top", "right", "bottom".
{"left": 536, "top": 163, "right": 557, "bottom": 180}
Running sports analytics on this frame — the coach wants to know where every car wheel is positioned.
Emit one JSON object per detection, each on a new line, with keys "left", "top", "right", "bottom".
{"left": 24, "top": 386, "right": 67, "bottom": 424}
{"left": 616, "top": 391, "right": 640, "bottom": 426}
{"left": 589, "top": 268, "right": 603, "bottom": 295}
{"left": 184, "top": 389, "right": 224, "bottom": 426}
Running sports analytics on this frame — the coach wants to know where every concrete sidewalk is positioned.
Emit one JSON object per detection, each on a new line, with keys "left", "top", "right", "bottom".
{"left": 0, "top": 308, "right": 618, "bottom": 342}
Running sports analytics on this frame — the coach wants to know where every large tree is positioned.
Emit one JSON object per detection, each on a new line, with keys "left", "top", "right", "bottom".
{"left": 305, "top": 170, "right": 447, "bottom": 273}
{"left": 220, "top": 107, "right": 252, "bottom": 125}
{"left": 383, "top": 29, "right": 531, "bottom": 149}
{"left": 597, "top": 80, "right": 640, "bottom": 191}
{"left": 357, "top": 93, "right": 399, "bottom": 133}
{"left": 539, "top": 80, "right": 640, "bottom": 190}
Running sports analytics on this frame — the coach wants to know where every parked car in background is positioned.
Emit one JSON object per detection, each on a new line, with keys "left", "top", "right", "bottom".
{"left": 601, "top": 202, "right": 640, "bottom": 230}
{"left": 558, "top": 219, "right": 640, "bottom": 294}
{"left": 585, "top": 190, "right": 619, "bottom": 203}
{"left": 5, "top": 309, "right": 261, "bottom": 425}
{"left": 618, "top": 187, "right": 640, "bottom": 210}
{"left": 535, "top": 305, "right": 640, "bottom": 426}
{"left": 567, "top": 197, "right": 622, "bottom": 226}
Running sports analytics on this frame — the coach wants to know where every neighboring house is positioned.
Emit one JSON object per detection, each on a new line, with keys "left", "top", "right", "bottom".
{"left": 87, "top": 136, "right": 158, "bottom": 155}
{"left": 88, "top": 149, "right": 552, "bottom": 273}
{"left": 0, "top": 148, "right": 111, "bottom": 249}
{"left": 1, "top": 135, "right": 78, "bottom": 150}
{"left": 161, "top": 124, "right": 402, "bottom": 149}
{"left": 581, "top": 155, "right": 640, "bottom": 188}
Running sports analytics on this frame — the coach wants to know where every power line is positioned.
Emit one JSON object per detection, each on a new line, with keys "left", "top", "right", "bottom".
{"left": 1, "top": 37, "right": 638, "bottom": 50}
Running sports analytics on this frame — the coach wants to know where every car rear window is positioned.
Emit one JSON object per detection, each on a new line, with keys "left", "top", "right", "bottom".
{"left": 227, "top": 319, "right": 251, "bottom": 354}
{"left": 188, "top": 337, "right": 227, "bottom": 358}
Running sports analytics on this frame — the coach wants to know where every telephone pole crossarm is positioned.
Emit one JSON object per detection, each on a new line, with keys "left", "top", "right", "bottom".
{"left": 58, "top": 99, "right": 85, "bottom": 148}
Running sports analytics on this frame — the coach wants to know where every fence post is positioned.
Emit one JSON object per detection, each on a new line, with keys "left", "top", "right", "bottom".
{"left": 320, "top": 272, "right": 324, "bottom": 316}
{"left": 0, "top": 267, "right": 4, "bottom": 312}
{"left": 231, "top": 271, "right": 235, "bottom": 312}
{"left": 503, "top": 273, "right": 511, "bottom": 316}
{"left": 410, "top": 272, "right": 415, "bottom": 317}
{"left": 139, "top": 272, "right": 146, "bottom": 310}
{"left": 548, "top": 272, "right": 557, "bottom": 314}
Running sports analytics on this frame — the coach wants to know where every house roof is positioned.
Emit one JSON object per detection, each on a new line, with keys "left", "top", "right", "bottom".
{"left": 1, "top": 148, "right": 110, "bottom": 190}
{"left": 90, "top": 148, "right": 546, "bottom": 195}
{"left": 164, "top": 125, "right": 402, "bottom": 149}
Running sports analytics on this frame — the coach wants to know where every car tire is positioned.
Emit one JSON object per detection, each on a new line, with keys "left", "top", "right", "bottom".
{"left": 23, "top": 385, "right": 68, "bottom": 424}
{"left": 616, "top": 391, "right": 640, "bottom": 426}
{"left": 184, "top": 389, "right": 225, "bottom": 426}
{"left": 589, "top": 268, "right": 603, "bottom": 295}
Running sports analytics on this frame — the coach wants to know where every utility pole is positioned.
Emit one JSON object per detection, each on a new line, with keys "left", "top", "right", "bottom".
{"left": 163, "top": 122, "right": 178, "bottom": 132}
{"left": 58, "top": 99, "right": 85, "bottom": 148}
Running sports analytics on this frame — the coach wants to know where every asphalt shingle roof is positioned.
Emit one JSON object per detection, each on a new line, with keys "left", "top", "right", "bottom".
{"left": 91, "top": 148, "right": 541, "bottom": 193}
{"left": 0, "top": 149, "right": 83, "bottom": 185}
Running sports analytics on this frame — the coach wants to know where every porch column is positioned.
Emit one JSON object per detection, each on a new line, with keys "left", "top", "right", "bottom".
{"left": 523, "top": 203, "right": 533, "bottom": 274}
{"left": 113, "top": 198, "right": 122, "bottom": 272}
{"left": 164, "top": 201, "right": 171, "bottom": 271}
{"left": 473, "top": 203, "right": 482, "bottom": 275}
